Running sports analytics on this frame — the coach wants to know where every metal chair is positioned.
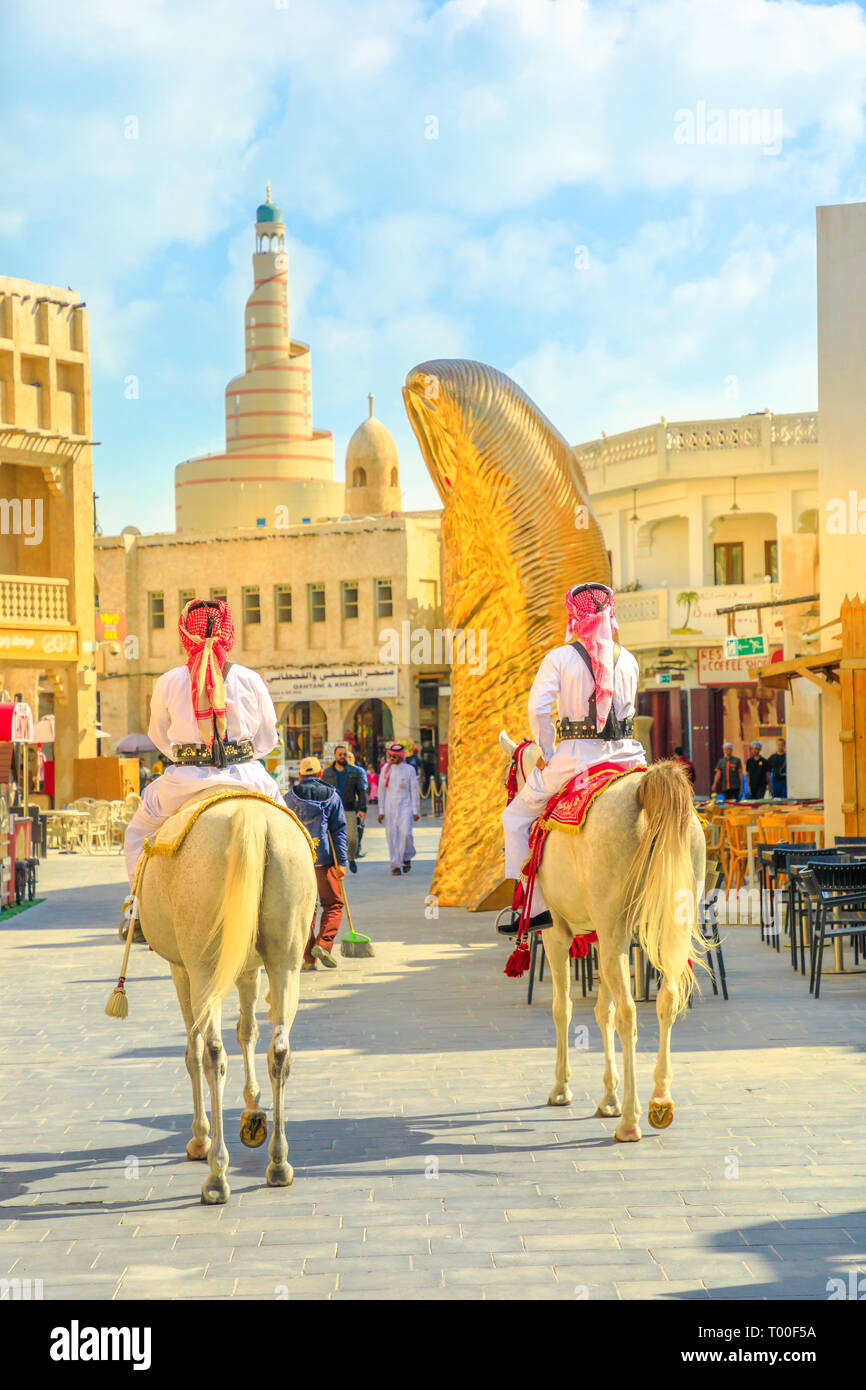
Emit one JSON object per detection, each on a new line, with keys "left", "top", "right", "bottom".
{"left": 787, "top": 856, "right": 843, "bottom": 974}
{"left": 798, "top": 863, "right": 866, "bottom": 998}
{"left": 527, "top": 930, "right": 594, "bottom": 1005}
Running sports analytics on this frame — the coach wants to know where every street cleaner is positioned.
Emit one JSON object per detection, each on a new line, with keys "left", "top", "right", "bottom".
{"left": 121, "top": 598, "right": 286, "bottom": 927}
{"left": 502, "top": 582, "right": 646, "bottom": 936}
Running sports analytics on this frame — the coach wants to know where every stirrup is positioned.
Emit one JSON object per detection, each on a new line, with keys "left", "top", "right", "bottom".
{"left": 495, "top": 907, "right": 520, "bottom": 937}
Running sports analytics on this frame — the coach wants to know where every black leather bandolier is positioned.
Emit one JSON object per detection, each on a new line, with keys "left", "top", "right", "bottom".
{"left": 554, "top": 641, "right": 635, "bottom": 742}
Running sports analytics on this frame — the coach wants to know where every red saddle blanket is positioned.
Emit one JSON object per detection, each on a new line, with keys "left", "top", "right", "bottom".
{"left": 533, "top": 761, "right": 643, "bottom": 836}
{"left": 505, "top": 761, "right": 644, "bottom": 978}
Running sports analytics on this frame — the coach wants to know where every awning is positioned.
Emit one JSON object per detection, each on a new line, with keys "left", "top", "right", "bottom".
{"left": 757, "top": 646, "right": 842, "bottom": 699}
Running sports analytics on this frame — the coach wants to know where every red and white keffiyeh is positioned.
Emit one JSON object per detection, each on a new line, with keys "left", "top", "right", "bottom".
{"left": 382, "top": 741, "right": 405, "bottom": 790}
{"left": 564, "top": 583, "right": 616, "bottom": 734}
{"left": 178, "top": 599, "right": 236, "bottom": 748}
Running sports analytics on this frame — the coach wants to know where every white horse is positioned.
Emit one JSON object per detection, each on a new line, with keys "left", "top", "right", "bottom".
{"left": 138, "top": 796, "right": 317, "bottom": 1204}
{"left": 500, "top": 733, "right": 706, "bottom": 1142}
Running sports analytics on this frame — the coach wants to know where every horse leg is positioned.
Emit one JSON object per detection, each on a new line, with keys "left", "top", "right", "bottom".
{"left": 170, "top": 963, "right": 210, "bottom": 1161}
{"left": 237, "top": 968, "right": 268, "bottom": 1149}
{"left": 194, "top": 991, "right": 230, "bottom": 1204}
{"left": 648, "top": 977, "right": 678, "bottom": 1130}
{"left": 600, "top": 945, "right": 641, "bottom": 1142}
{"left": 263, "top": 962, "right": 300, "bottom": 1187}
{"left": 593, "top": 963, "right": 621, "bottom": 1117}
{"left": 545, "top": 919, "right": 573, "bottom": 1105}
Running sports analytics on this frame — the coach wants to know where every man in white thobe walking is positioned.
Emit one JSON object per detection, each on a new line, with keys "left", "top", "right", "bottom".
{"left": 378, "top": 742, "right": 420, "bottom": 875}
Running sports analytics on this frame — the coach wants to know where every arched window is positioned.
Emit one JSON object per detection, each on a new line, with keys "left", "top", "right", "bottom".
{"left": 390, "top": 467, "right": 398, "bottom": 487}
{"left": 353, "top": 467, "right": 367, "bottom": 488}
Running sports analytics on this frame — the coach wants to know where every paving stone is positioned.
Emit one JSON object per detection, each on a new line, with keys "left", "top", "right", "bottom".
{"left": 4, "top": 836, "right": 865, "bottom": 1300}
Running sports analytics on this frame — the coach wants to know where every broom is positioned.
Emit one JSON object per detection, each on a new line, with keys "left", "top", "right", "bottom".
{"left": 105, "top": 893, "right": 140, "bottom": 1018}
{"left": 330, "top": 831, "right": 374, "bottom": 958}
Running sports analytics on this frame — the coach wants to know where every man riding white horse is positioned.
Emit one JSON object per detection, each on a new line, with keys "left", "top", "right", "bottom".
{"left": 502, "top": 581, "right": 646, "bottom": 929}
{"left": 123, "top": 597, "right": 285, "bottom": 892}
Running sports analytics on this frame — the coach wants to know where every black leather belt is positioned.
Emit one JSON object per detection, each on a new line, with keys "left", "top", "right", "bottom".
{"left": 555, "top": 715, "right": 634, "bottom": 742}
{"left": 171, "top": 739, "right": 255, "bottom": 766}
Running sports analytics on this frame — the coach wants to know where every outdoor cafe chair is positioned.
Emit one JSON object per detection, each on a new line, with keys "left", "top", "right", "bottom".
{"left": 771, "top": 844, "right": 843, "bottom": 955}
{"left": 526, "top": 928, "right": 595, "bottom": 1005}
{"left": 722, "top": 813, "right": 750, "bottom": 894}
{"left": 786, "top": 855, "right": 843, "bottom": 974}
{"left": 759, "top": 842, "right": 828, "bottom": 951}
{"left": 85, "top": 802, "right": 112, "bottom": 853}
{"left": 798, "top": 863, "right": 866, "bottom": 998}
{"left": 756, "top": 836, "right": 801, "bottom": 944}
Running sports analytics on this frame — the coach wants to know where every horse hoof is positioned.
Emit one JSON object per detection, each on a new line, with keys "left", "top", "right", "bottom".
{"left": 201, "top": 1176, "right": 230, "bottom": 1204}
{"left": 594, "top": 1103, "right": 622, "bottom": 1118}
{"left": 266, "top": 1161, "right": 293, "bottom": 1187}
{"left": 548, "top": 1087, "right": 572, "bottom": 1106}
{"left": 186, "top": 1138, "right": 210, "bottom": 1161}
{"left": 614, "top": 1124, "right": 642, "bottom": 1143}
{"left": 648, "top": 1099, "right": 674, "bottom": 1130}
{"left": 240, "top": 1109, "right": 268, "bottom": 1148}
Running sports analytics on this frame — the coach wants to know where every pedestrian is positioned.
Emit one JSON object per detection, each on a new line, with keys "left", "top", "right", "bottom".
{"left": 672, "top": 745, "right": 696, "bottom": 785}
{"left": 346, "top": 749, "right": 369, "bottom": 858}
{"left": 745, "top": 740, "right": 769, "bottom": 799}
{"left": 378, "top": 742, "right": 420, "bottom": 875}
{"left": 767, "top": 737, "right": 788, "bottom": 798}
{"left": 321, "top": 743, "right": 367, "bottom": 874}
{"left": 284, "top": 756, "right": 347, "bottom": 970}
{"left": 711, "top": 741, "right": 742, "bottom": 802}
{"left": 366, "top": 763, "right": 379, "bottom": 802}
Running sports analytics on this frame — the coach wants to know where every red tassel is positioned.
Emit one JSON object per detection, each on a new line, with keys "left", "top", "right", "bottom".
{"left": 504, "top": 943, "right": 531, "bottom": 977}
{"left": 569, "top": 931, "right": 598, "bottom": 959}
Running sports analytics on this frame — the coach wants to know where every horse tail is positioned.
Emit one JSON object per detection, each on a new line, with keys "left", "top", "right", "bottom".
{"left": 194, "top": 801, "right": 268, "bottom": 1031}
{"left": 623, "top": 760, "right": 705, "bottom": 1011}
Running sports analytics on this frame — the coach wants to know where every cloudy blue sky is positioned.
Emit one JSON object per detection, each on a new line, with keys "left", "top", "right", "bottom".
{"left": 4, "top": 0, "right": 866, "bottom": 535}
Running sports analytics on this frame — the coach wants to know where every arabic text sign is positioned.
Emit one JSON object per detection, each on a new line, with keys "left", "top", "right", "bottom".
{"left": 268, "top": 667, "right": 399, "bottom": 703}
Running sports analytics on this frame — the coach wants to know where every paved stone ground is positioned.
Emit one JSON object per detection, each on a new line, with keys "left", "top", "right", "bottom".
{"left": 1, "top": 821, "right": 865, "bottom": 1302}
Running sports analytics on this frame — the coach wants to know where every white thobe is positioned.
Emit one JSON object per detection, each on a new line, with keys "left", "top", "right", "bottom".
{"left": 123, "top": 663, "right": 285, "bottom": 885}
{"left": 378, "top": 762, "right": 420, "bottom": 870}
{"left": 502, "top": 643, "right": 647, "bottom": 914}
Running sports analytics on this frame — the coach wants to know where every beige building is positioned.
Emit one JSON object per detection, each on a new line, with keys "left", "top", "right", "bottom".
{"left": 0, "top": 275, "right": 97, "bottom": 803}
{"left": 95, "top": 511, "right": 448, "bottom": 775}
{"left": 577, "top": 411, "right": 820, "bottom": 793}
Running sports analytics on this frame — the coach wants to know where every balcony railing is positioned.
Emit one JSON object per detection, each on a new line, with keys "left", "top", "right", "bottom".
{"left": 0, "top": 574, "right": 70, "bottom": 625}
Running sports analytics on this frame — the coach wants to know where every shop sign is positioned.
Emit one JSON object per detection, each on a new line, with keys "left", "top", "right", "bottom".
{"left": 0, "top": 627, "right": 79, "bottom": 660}
{"left": 698, "top": 644, "right": 781, "bottom": 685}
{"left": 268, "top": 666, "right": 399, "bottom": 702}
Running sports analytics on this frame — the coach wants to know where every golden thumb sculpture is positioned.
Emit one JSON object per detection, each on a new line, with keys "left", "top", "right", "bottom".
{"left": 403, "top": 359, "right": 611, "bottom": 909}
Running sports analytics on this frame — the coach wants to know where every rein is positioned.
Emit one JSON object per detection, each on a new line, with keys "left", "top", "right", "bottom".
{"left": 506, "top": 739, "right": 534, "bottom": 804}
